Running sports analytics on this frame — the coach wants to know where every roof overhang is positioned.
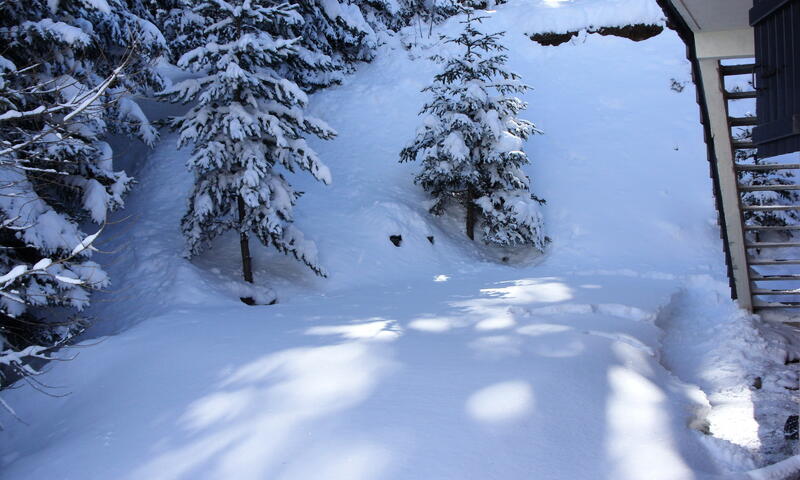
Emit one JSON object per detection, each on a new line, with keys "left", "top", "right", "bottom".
{"left": 671, "top": 0, "right": 752, "bottom": 31}
{"left": 667, "top": 0, "right": 754, "bottom": 58}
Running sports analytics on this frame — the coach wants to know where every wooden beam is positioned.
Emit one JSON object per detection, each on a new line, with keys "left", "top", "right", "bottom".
{"left": 750, "top": 274, "right": 800, "bottom": 281}
{"left": 744, "top": 224, "right": 800, "bottom": 230}
{"left": 749, "top": 259, "right": 800, "bottom": 265}
{"left": 696, "top": 29, "right": 754, "bottom": 59}
{"left": 725, "top": 90, "right": 758, "bottom": 100}
{"left": 753, "top": 301, "right": 800, "bottom": 309}
{"left": 742, "top": 205, "right": 800, "bottom": 211}
{"left": 698, "top": 58, "right": 753, "bottom": 311}
{"left": 738, "top": 184, "right": 800, "bottom": 192}
{"left": 735, "top": 163, "right": 800, "bottom": 171}
{"left": 746, "top": 242, "right": 800, "bottom": 248}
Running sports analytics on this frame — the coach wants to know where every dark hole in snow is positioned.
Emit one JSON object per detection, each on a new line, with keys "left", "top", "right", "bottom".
{"left": 529, "top": 24, "right": 663, "bottom": 47}
{"left": 502, "top": 256, "right": 509, "bottom": 263}
{"left": 427, "top": 235, "right": 435, "bottom": 245}
{"left": 785, "top": 415, "right": 799, "bottom": 440}
{"left": 390, "top": 235, "right": 402, "bottom": 247}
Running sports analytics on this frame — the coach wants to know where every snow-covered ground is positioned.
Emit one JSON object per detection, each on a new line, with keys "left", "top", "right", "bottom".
{"left": 2, "top": 1, "right": 800, "bottom": 478}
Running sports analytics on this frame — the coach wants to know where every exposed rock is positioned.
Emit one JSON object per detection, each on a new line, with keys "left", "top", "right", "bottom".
{"left": 529, "top": 31, "right": 576, "bottom": 46}
{"left": 530, "top": 24, "right": 663, "bottom": 46}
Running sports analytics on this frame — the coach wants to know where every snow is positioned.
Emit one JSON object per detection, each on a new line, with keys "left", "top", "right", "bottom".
{"left": 465, "top": 380, "right": 535, "bottom": 423}
{"left": 22, "top": 19, "right": 91, "bottom": 46}
{"left": 515, "top": 0, "right": 666, "bottom": 34}
{"left": 79, "top": 0, "right": 111, "bottom": 14}
{"left": 2, "top": 0, "right": 800, "bottom": 479}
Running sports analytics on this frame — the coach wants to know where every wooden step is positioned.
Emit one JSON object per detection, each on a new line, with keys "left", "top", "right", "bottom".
{"left": 736, "top": 163, "right": 800, "bottom": 171}
{"left": 749, "top": 258, "right": 800, "bottom": 265}
{"left": 725, "top": 90, "right": 758, "bottom": 100}
{"left": 729, "top": 116, "right": 758, "bottom": 127}
{"left": 744, "top": 225, "right": 800, "bottom": 231}
{"left": 753, "top": 301, "right": 800, "bottom": 309}
{"left": 733, "top": 140, "right": 756, "bottom": 149}
{"left": 738, "top": 184, "right": 800, "bottom": 192}
{"left": 753, "top": 289, "right": 800, "bottom": 295}
{"left": 742, "top": 205, "right": 800, "bottom": 212}
{"left": 746, "top": 242, "right": 800, "bottom": 248}
{"left": 720, "top": 63, "right": 756, "bottom": 76}
{"left": 751, "top": 274, "right": 800, "bottom": 281}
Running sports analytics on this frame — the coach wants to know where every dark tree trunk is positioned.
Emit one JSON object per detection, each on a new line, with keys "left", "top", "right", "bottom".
{"left": 465, "top": 188, "right": 477, "bottom": 241}
{"left": 238, "top": 195, "right": 255, "bottom": 305}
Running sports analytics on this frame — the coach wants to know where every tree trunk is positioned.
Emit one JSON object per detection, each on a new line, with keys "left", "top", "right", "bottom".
{"left": 238, "top": 195, "right": 255, "bottom": 305}
{"left": 465, "top": 188, "right": 476, "bottom": 241}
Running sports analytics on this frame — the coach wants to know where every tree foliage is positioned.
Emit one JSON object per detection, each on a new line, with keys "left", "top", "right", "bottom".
{"left": 401, "top": 8, "right": 545, "bottom": 249}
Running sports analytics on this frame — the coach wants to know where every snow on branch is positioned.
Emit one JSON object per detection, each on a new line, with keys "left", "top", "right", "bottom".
{"left": 0, "top": 48, "right": 135, "bottom": 159}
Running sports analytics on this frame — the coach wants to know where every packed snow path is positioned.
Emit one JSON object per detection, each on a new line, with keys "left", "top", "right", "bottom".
{"left": 2, "top": 1, "right": 799, "bottom": 478}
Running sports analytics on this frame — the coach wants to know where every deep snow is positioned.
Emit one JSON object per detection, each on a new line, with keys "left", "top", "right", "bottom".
{"left": 2, "top": 1, "right": 800, "bottom": 479}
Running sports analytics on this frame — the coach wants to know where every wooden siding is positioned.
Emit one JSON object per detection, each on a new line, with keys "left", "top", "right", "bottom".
{"left": 751, "top": 0, "right": 800, "bottom": 158}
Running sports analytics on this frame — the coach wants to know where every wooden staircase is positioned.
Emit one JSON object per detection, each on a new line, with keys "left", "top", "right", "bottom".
{"left": 723, "top": 63, "right": 800, "bottom": 311}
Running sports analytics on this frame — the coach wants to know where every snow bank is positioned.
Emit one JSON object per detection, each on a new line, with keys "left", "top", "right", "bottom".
{"left": 505, "top": 0, "right": 666, "bottom": 35}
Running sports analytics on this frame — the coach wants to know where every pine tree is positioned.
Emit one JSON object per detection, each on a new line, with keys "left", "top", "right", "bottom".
{"left": 401, "top": 8, "right": 545, "bottom": 250}
{"left": 280, "top": 0, "right": 377, "bottom": 90}
{"left": 0, "top": 0, "right": 164, "bottom": 380}
{"left": 161, "top": 0, "right": 335, "bottom": 302}
{"left": 353, "top": 0, "right": 462, "bottom": 34}
{"left": 166, "top": 0, "right": 377, "bottom": 92}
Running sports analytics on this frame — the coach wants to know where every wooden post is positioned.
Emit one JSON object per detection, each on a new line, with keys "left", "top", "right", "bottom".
{"left": 237, "top": 195, "right": 255, "bottom": 305}
{"left": 698, "top": 58, "right": 753, "bottom": 311}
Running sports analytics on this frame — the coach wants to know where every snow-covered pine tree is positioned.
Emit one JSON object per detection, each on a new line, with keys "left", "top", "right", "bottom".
{"left": 166, "top": 0, "right": 376, "bottom": 92}
{"left": 353, "top": 0, "right": 461, "bottom": 34}
{"left": 279, "top": 0, "right": 377, "bottom": 90}
{"left": 0, "top": 56, "right": 122, "bottom": 390}
{"left": 162, "top": 0, "right": 335, "bottom": 301}
{"left": 0, "top": 0, "right": 164, "bottom": 380}
{"left": 400, "top": 8, "right": 545, "bottom": 250}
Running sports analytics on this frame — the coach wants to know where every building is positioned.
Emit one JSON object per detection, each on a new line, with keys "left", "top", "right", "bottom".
{"left": 658, "top": 0, "right": 800, "bottom": 312}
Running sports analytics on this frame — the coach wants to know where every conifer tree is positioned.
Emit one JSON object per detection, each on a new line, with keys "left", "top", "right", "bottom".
{"left": 162, "top": 0, "right": 335, "bottom": 302}
{"left": 0, "top": 0, "right": 164, "bottom": 373}
{"left": 166, "top": 0, "right": 376, "bottom": 92}
{"left": 401, "top": 8, "right": 545, "bottom": 250}
{"left": 279, "top": 0, "right": 377, "bottom": 90}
